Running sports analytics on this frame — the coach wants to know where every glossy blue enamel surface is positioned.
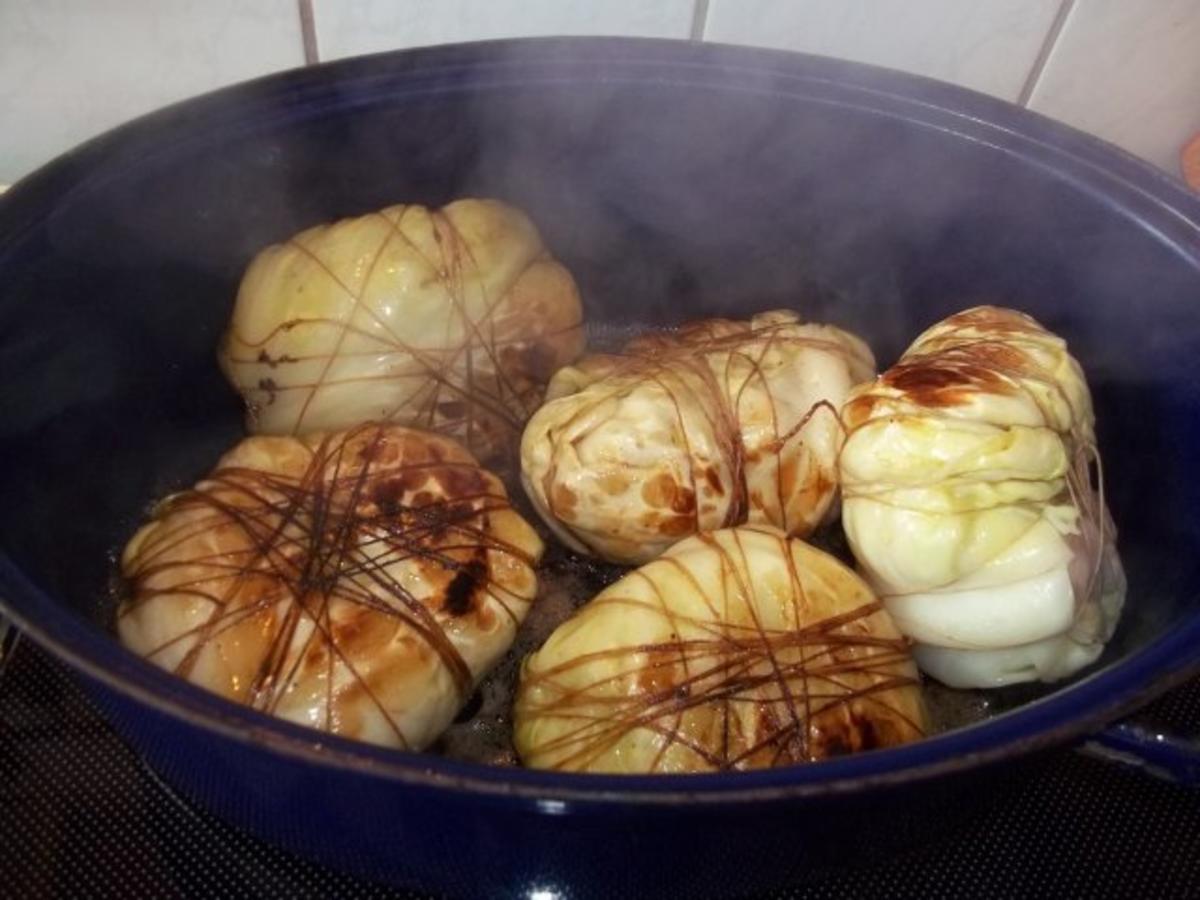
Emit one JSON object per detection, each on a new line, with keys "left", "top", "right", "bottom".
{"left": 1086, "top": 723, "right": 1200, "bottom": 786}
{"left": 1, "top": 38, "right": 1200, "bottom": 894}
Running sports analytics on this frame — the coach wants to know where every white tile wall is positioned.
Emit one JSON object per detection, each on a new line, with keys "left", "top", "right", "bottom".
{"left": 1, "top": 0, "right": 1198, "bottom": 185}
{"left": 0, "top": 0, "right": 305, "bottom": 184}
{"left": 311, "top": 0, "right": 696, "bottom": 60}
{"left": 704, "top": 0, "right": 1063, "bottom": 102}
{"left": 1027, "top": 0, "right": 1200, "bottom": 176}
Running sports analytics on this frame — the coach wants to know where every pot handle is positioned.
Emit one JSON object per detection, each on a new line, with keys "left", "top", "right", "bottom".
{"left": 1080, "top": 717, "right": 1200, "bottom": 786}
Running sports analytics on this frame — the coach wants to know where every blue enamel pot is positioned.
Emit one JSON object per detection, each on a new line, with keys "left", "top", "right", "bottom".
{"left": 1, "top": 38, "right": 1199, "bottom": 898}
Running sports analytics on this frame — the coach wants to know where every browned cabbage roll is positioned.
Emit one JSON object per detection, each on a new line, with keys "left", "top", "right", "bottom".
{"left": 840, "top": 306, "right": 1125, "bottom": 688}
{"left": 521, "top": 311, "right": 874, "bottom": 564}
{"left": 117, "top": 424, "right": 543, "bottom": 750}
{"left": 514, "top": 525, "right": 926, "bottom": 773}
{"left": 219, "top": 198, "right": 586, "bottom": 461}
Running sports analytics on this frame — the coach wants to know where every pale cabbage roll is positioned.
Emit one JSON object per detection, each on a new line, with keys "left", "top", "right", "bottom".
{"left": 118, "top": 424, "right": 543, "bottom": 750}
{"left": 521, "top": 311, "right": 874, "bottom": 564}
{"left": 840, "top": 306, "right": 1125, "bottom": 688}
{"left": 514, "top": 525, "right": 926, "bottom": 773}
{"left": 219, "top": 199, "right": 585, "bottom": 461}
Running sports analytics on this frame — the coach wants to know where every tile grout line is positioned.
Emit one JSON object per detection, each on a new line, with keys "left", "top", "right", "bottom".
{"left": 298, "top": 0, "right": 319, "bottom": 65}
{"left": 1016, "top": 0, "right": 1076, "bottom": 107}
{"left": 690, "top": 0, "right": 711, "bottom": 41}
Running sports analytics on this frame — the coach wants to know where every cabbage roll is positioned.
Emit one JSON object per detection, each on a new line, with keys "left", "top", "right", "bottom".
{"left": 118, "top": 424, "right": 543, "bottom": 750}
{"left": 839, "top": 306, "right": 1125, "bottom": 688}
{"left": 521, "top": 311, "right": 874, "bottom": 564}
{"left": 514, "top": 525, "right": 926, "bottom": 773}
{"left": 219, "top": 199, "right": 585, "bottom": 461}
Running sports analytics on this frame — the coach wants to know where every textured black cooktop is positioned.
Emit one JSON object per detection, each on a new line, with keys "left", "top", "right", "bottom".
{"left": 1, "top": 635, "right": 1198, "bottom": 900}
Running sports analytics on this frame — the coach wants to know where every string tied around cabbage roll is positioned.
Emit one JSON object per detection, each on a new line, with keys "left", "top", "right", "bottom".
{"left": 838, "top": 306, "right": 1125, "bottom": 688}
{"left": 521, "top": 310, "right": 875, "bottom": 565}
{"left": 220, "top": 199, "right": 586, "bottom": 462}
{"left": 514, "top": 525, "right": 927, "bottom": 774}
{"left": 117, "top": 423, "right": 544, "bottom": 750}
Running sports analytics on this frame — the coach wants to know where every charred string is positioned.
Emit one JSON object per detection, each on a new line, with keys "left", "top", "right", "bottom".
{"left": 119, "top": 424, "right": 535, "bottom": 743}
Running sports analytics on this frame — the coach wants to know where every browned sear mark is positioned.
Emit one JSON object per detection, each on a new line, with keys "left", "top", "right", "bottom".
{"left": 443, "top": 556, "right": 489, "bottom": 617}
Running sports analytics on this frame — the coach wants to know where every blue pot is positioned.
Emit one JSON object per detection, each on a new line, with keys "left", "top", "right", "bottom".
{"left": 1, "top": 38, "right": 1199, "bottom": 897}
